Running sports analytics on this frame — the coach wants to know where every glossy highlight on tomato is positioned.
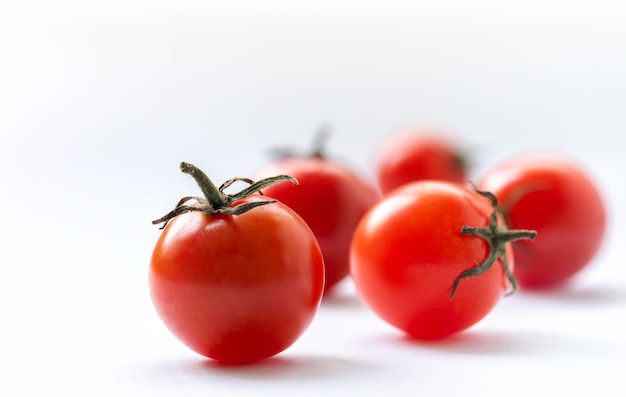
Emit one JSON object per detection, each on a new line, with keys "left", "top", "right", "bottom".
{"left": 479, "top": 152, "right": 607, "bottom": 289}
{"left": 350, "top": 180, "right": 535, "bottom": 340}
{"left": 149, "top": 162, "right": 325, "bottom": 364}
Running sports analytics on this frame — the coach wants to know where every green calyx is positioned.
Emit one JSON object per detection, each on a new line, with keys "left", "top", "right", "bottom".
{"left": 152, "top": 162, "right": 298, "bottom": 229}
{"left": 450, "top": 187, "right": 537, "bottom": 299}
{"left": 269, "top": 124, "right": 331, "bottom": 159}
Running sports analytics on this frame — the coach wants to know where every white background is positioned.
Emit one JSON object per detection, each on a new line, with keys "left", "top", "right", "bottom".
{"left": 1, "top": 1, "right": 625, "bottom": 396}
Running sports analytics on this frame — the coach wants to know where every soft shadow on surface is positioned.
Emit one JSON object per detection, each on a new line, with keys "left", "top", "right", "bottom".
{"left": 376, "top": 328, "right": 585, "bottom": 357}
{"left": 320, "top": 290, "right": 364, "bottom": 309}
{"left": 145, "top": 352, "right": 378, "bottom": 383}
{"left": 520, "top": 283, "right": 626, "bottom": 305}
{"left": 318, "top": 279, "right": 365, "bottom": 309}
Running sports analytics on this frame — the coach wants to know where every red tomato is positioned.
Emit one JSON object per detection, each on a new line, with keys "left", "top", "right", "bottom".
{"left": 150, "top": 162, "right": 325, "bottom": 364}
{"left": 479, "top": 152, "right": 606, "bottom": 289}
{"left": 374, "top": 128, "right": 467, "bottom": 194}
{"left": 350, "top": 180, "right": 535, "bottom": 340}
{"left": 255, "top": 156, "right": 379, "bottom": 294}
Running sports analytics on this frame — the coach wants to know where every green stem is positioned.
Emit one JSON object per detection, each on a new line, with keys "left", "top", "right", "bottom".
{"left": 180, "top": 162, "right": 227, "bottom": 209}
{"left": 269, "top": 124, "right": 332, "bottom": 159}
{"left": 311, "top": 124, "right": 331, "bottom": 158}
{"left": 449, "top": 187, "right": 537, "bottom": 299}
{"left": 152, "top": 162, "right": 299, "bottom": 229}
{"left": 229, "top": 175, "right": 297, "bottom": 202}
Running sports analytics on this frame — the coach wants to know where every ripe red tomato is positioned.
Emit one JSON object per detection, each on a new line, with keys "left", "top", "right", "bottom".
{"left": 478, "top": 152, "right": 607, "bottom": 289}
{"left": 254, "top": 140, "right": 380, "bottom": 294}
{"left": 350, "top": 180, "right": 535, "bottom": 340}
{"left": 150, "top": 162, "right": 325, "bottom": 364}
{"left": 374, "top": 128, "right": 467, "bottom": 194}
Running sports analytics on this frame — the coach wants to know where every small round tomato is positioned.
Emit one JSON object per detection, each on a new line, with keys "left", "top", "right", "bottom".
{"left": 374, "top": 128, "right": 467, "bottom": 194}
{"left": 478, "top": 152, "right": 607, "bottom": 289}
{"left": 254, "top": 132, "right": 379, "bottom": 294}
{"left": 350, "top": 180, "right": 535, "bottom": 340}
{"left": 150, "top": 162, "right": 325, "bottom": 365}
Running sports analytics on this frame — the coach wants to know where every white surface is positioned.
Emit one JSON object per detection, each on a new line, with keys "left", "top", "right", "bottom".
{"left": 1, "top": 1, "right": 625, "bottom": 396}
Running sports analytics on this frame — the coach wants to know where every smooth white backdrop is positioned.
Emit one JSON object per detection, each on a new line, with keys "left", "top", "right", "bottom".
{"left": 1, "top": 1, "right": 625, "bottom": 396}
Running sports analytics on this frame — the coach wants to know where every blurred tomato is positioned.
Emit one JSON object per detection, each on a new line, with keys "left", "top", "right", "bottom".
{"left": 479, "top": 153, "right": 607, "bottom": 289}
{"left": 374, "top": 128, "right": 467, "bottom": 194}
{"left": 255, "top": 155, "right": 379, "bottom": 294}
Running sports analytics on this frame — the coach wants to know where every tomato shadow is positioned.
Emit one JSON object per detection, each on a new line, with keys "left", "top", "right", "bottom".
{"left": 320, "top": 290, "right": 364, "bottom": 309}
{"left": 519, "top": 282, "right": 626, "bottom": 306}
{"left": 319, "top": 279, "right": 365, "bottom": 309}
{"left": 378, "top": 328, "right": 579, "bottom": 357}
{"left": 146, "top": 352, "right": 378, "bottom": 384}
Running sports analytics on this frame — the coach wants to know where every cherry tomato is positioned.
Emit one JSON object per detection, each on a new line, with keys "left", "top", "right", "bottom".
{"left": 254, "top": 133, "right": 380, "bottom": 294}
{"left": 374, "top": 128, "right": 467, "bottom": 194}
{"left": 478, "top": 152, "right": 607, "bottom": 289}
{"left": 350, "top": 180, "right": 535, "bottom": 340}
{"left": 150, "top": 162, "right": 325, "bottom": 364}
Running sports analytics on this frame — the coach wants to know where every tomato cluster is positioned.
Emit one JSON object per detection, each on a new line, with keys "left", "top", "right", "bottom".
{"left": 149, "top": 126, "right": 607, "bottom": 364}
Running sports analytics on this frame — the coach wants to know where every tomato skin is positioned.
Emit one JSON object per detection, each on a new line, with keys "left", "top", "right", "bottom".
{"left": 350, "top": 181, "right": 512, "bottom": 340}
{"left": 375, "top": 130, "right": 467, "bottom": 195}
{"left": 479, "top": 153, "right": 606, "bottom": 289}
{"left": 150, "top": 195, "right": 325, "bottom": 364}
{"left": 255, "top": 157, "right": 380, "bottom": 293}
